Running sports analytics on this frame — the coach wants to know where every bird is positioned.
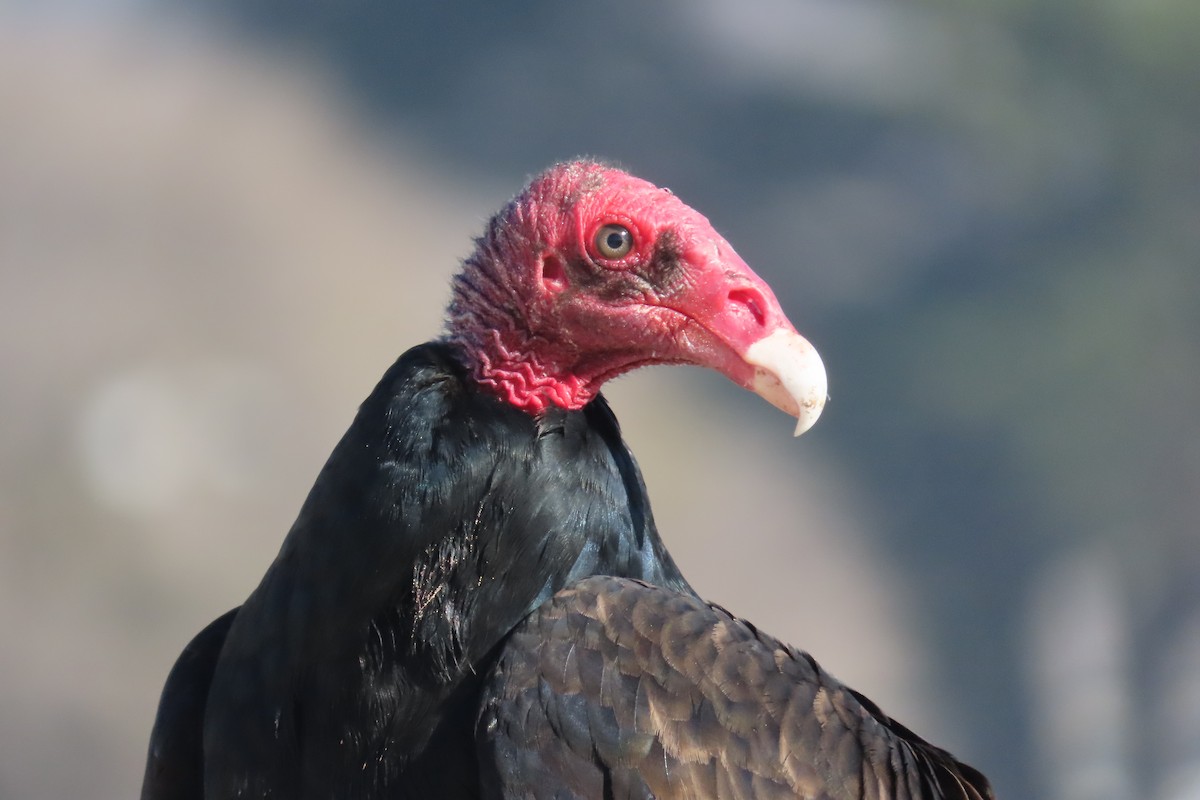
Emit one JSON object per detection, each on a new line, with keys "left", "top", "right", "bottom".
{"left": 141, "top": 159, "right": 990, "bottom": 799}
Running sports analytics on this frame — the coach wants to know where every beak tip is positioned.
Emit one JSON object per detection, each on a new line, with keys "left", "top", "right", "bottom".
{"left": 791, "top": 394, "right": 827, "bottom": 437}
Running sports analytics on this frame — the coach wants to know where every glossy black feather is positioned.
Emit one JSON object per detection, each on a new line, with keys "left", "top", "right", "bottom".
{"left": 141, "top": 608, "right": 238, "bottom": 800}
{"left": 145, "top": 341, "right": 690, "bottom": 799}
{"left": 478, "top": 576, "right": 994, "bottom": 800}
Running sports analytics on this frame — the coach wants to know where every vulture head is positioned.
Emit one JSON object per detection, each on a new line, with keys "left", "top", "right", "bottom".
{"left": 446, "top": 160, "right": 827, "bottom": 435}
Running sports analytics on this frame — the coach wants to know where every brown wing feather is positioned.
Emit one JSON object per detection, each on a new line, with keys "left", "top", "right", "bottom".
{"left": 477, "top": 576, "right": 993, "bottom": 800}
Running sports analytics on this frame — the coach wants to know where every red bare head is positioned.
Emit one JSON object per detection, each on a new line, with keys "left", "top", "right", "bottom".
{"left": 445, "top": 160, "right": 827, "bottom": 435}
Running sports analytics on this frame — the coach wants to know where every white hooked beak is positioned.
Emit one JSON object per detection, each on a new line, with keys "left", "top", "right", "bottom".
{"left": 744, "top": 328, "right": 828, "bottom": 436}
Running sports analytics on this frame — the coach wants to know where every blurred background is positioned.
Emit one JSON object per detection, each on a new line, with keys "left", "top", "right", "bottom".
{"left": 2, "top": 1, "right": 1197, "bottom": 798}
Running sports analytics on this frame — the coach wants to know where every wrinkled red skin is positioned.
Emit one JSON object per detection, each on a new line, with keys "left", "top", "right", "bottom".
{"left": 445, "top": 160, "right": 799, "bottom": 415}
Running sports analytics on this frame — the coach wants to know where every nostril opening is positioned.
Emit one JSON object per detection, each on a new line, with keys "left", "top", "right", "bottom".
{"left": 541, "top": 254, "right": 566, "bottom": 292}
{"left": 729, "top": 288, "right": 766, "bottom": 327}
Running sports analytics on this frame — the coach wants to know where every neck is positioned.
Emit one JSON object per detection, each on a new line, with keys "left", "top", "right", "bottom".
{"left": 445, "top": 236, "right": 594, "bottom": 414}
{"left": 459, "top": 330, "right": 596, "bottom": 414}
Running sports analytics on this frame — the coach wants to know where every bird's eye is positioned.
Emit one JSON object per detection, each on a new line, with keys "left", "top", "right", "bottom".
{"left": 594, "top": 224, "right": 634, "bottom": 260}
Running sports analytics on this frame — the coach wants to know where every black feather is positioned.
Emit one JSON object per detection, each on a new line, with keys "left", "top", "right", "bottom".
{"left": 144, "top": 342, "right": 689, "bottom": 798}
{"left": 140, "top": 609, "right": 238, "bottom": 800}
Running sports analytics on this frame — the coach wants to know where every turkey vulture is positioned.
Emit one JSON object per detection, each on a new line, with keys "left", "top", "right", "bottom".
{"left": 142, "top": 160, "right": 991, "bottom": 799}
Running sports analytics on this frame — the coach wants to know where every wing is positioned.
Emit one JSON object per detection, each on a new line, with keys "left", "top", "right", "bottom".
{"left": 477, "top": 577, "right": 992, "bottom": 800}
{"left": 140, "top": 608, "right": 239, "bottom": 800}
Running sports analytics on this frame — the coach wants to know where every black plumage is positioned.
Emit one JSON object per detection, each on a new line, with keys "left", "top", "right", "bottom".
{"left": 142, "top": 610, "right": 237, "bottom": 800}
{"left": 143, "top": 342, "right": 692, "bottom": 798}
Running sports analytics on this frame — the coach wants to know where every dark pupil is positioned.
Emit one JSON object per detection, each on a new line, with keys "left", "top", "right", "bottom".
{"left": 606, "top": 231, "right": 627, "bottom": 251}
